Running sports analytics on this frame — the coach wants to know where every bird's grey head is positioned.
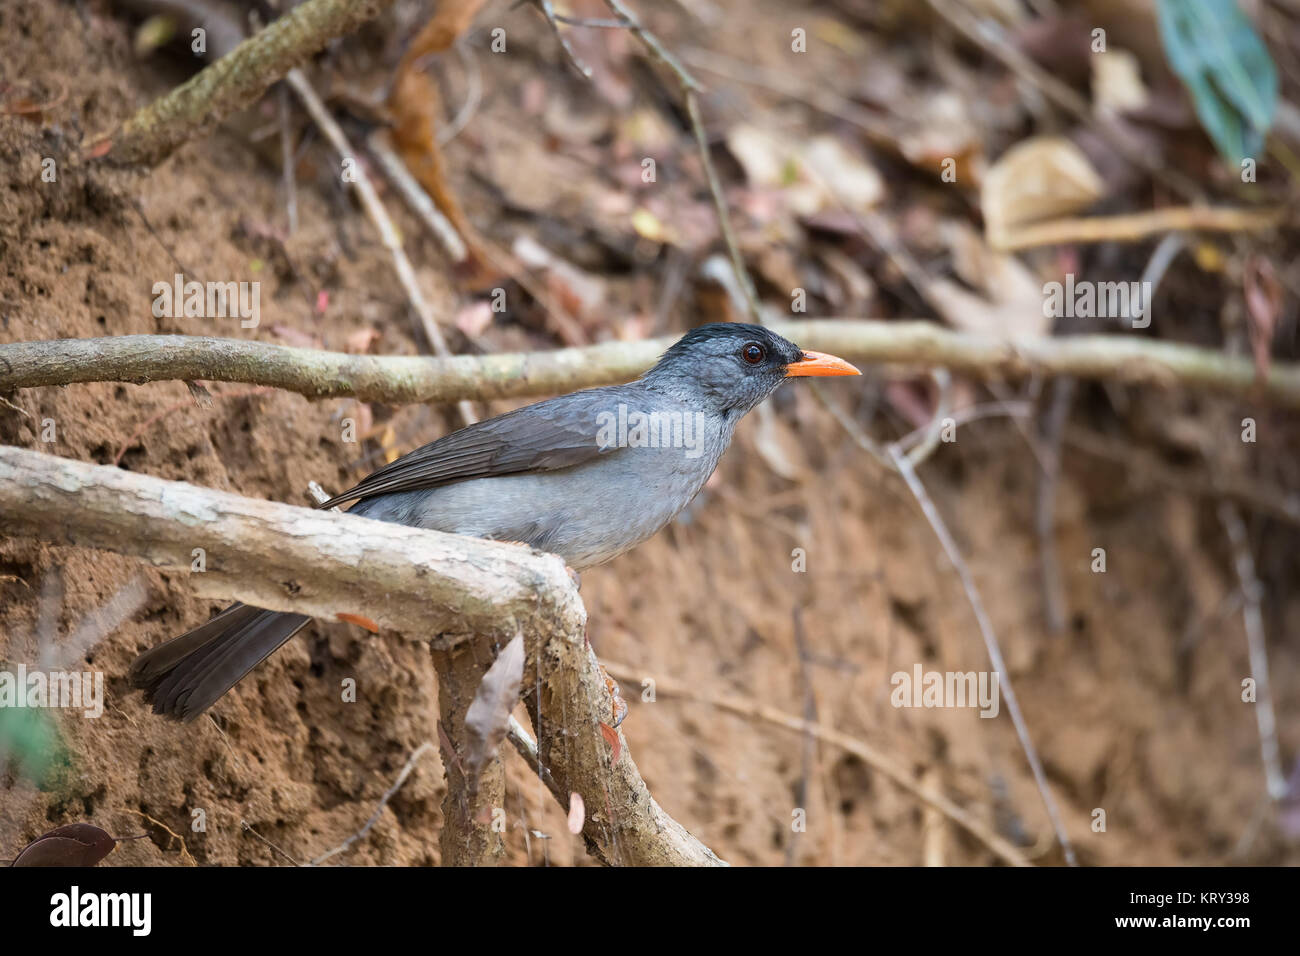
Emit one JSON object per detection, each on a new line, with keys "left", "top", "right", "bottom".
{"left": 642, "top": 323, "right": 859, "bottom": 417}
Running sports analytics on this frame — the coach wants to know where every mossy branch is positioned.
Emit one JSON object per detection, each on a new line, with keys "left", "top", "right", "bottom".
{"left": 100, "top": 0, "right": 398, "bottom": 166}
{"left": 3, "top": 321, "right": 1298, "bottom": 408}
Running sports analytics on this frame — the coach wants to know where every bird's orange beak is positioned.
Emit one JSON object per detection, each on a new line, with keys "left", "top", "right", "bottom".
{"left": 785, "top": 350, "right": 861, "bottom": 377}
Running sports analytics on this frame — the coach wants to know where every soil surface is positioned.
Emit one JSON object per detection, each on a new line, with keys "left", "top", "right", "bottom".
{"left": 1, "top": 0, "right": 1297, "bottom": 866}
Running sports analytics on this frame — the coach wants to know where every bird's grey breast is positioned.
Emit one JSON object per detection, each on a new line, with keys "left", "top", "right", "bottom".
{"left": 353, "top": 399, "right": 734, "bottom": 569}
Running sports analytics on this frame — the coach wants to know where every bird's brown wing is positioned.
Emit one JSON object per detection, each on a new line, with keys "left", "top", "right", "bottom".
{"left": 317, "top": 386, "right": 637, "bottom": 509}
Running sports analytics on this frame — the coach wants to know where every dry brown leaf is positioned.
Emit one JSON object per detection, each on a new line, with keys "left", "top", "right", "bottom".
{"left": 725, "top": 126, "right": 882, "bottom": 216}
{"left": 897, "top": 92, "right": 984, "bottom": 183}
{"left": 932, "top": 222, "right": 1047, "bottom": 338}
{"left": 11, "top": 824, "right": 116, "bottom": 867}
{"left": 462, "top": 633, "right": 525, "bottom": 795}
{"left": 726, "top": 124, "right": 788, "bottom": 191}
{"left": 965, "top": 0, "right": 1027, "bottom": 23}
{"left": 386, "top": 0, "right": 489, "bottom": 277}
{"left": 818, "top": 246, "right": 876, "bottom": 310}
{"left": 981, "top": 137, "right": 1106, "bottom": 245}
{"left": 1092, "top": 48, "right": 1149, "bottom": 114}
{"left": 543, "top": 96, "right": 612, "bottom": 145}
{"left": 805, "top": 137, "right": 885, "bottom": 212}
{"left": 928, "top": 275, "right": 1046, "bottom": 339}
{"left": 133, "top": 15, "right": 177, "bottom": 58}
{"left": 512, "top": 235, "right": 607, "bottom": 323}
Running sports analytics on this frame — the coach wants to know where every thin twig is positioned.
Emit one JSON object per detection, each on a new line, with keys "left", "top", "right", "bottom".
{"left": 600, "top": 0, "right": 700, "bottom": 92}
{"left": 1218, "top": 503, "right": 1287, "bottom": 800}
{"left": 551, "top": 14, "right": 629, "bottom": 29}
{"left": 886, "top": 444, "right": 1078, "bottom": 865}
{"left": 505, "top": 715, "right": 563, "bottom": 800}
{"left": 437, "top": 39, "right": 484, "bottom": 145}
{"left": 678, "top": 45, "right": 900, "bottom": 151}
{"left": 602, "top": 661, "right": 1030, "bottom": 866}
{"left": 367, "top": 129, "right": 468, "bottom": 262}
{"left": 895, "top": 399, "right": 1035, "bottom": 454}
{"left": 278, "top": 83, "right": 299, "bottom": 236}
{"left": 1139, "top": 234, "right": 1189, "bottom": 308}
{"left": 531, "top": 0, "right": 595, "bottom": 78}
{"left": 122, "top": 808, "right": 198, "bottom": 866}
{"left": 903, "top": 368, "right": 953, "bottom": 467}
{"left": 802, "top": 318, "right": 1077, "bottom": 865}
{"left": 587, "top": 0, "right": 763, "bottom": 325}
{"left": 241, "top": 820, "right": 305, "bottom": 866}
{"left": 285, "top": 68, "right": 476, "bottom": 427}
{"left": 685, "top": 90, "right": 763, "bottom": 324}
{"left": 311, "top": 741, "right": 436, "bottom": 864}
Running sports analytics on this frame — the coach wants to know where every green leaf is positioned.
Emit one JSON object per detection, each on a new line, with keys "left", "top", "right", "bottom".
{"left": 1156, "top": 0, "right": 1278, "bottom": 165}
{"left": 0, "top": 706, "right": 68, "bottom": 787}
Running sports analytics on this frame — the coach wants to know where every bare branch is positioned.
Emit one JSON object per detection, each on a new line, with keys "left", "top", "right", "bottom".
{"left": 991, "top": 206, "right": 1283, "bottom": 252}
{"left": 522, "top": 636, "right": 727, "bottom": 866}
{"left": 0, "top": 446, "right": 722, "bottom": 866}
{"left": 6, "top": 321, "right": 1300, "bottom": 407}
{"left": 100, "top": 0, "right": 400, "bottom": 167}
{"left": 0, "top": 447, "right": 578, "bottom": 642}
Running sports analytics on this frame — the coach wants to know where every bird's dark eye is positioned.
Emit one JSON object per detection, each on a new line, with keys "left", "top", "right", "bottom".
{"left": 741, "top": 342, "right": 766, "bottom": 365}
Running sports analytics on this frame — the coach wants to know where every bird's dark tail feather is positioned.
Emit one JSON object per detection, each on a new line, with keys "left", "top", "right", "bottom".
{"left": 129, "top": 603, "right": 311, "bottom": 722}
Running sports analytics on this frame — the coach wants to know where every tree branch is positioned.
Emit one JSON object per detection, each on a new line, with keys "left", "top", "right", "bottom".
{"left": 99, "top": 0, "right": 399, "bottom": 166}
{"left": 4, "top": 321, "right": 1299, "bottom": 407}
{"left": 521, "top": 634, "right": 727, "bottom": 865}
{"left": 990, "top": 206, "right": 1284, "bottom": 252}
{"left": 0, "top": 445, "right": 723, "bottom": 866}
{"left": 0, "top": 446, "right": 578, "bottom": 642}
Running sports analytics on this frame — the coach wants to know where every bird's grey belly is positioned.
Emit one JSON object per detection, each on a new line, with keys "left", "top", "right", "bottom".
{"left": 349, "top": 445, "right": 723, "bottom": 570}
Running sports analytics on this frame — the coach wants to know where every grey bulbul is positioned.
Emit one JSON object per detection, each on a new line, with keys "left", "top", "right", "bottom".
{"left": 130, "top": 323, "right": 859, "bottom": 720}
